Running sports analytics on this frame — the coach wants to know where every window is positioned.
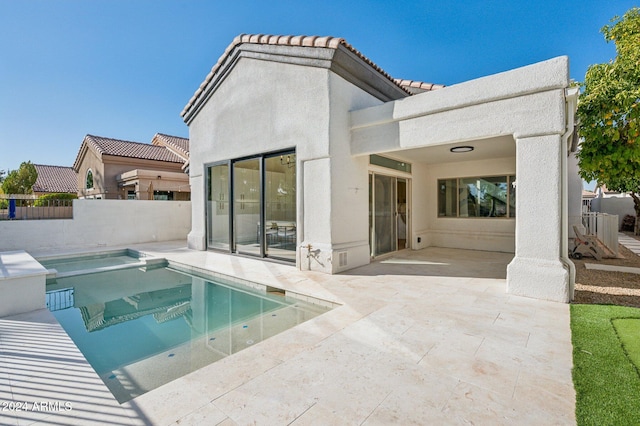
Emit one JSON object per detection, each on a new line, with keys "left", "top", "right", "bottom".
{"left": 438, "top": 175, "right": 515, "bottom": 218}
{"left": 153, "top": 191, "right": 173, "bottom": 201}
{"left": 370, "top": 155, "right": 411, "bottom": 173}
{"left": 86, "top": 169, "right": 94, "bottom": 189}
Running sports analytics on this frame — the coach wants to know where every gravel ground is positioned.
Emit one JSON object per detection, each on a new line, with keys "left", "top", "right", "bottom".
{"left": 572, "top": 233, "right": 640, "bottom": 308}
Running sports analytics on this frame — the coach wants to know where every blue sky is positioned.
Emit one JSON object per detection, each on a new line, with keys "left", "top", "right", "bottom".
{"left": 0, "top": 0, "right": 637, "bottom": 187}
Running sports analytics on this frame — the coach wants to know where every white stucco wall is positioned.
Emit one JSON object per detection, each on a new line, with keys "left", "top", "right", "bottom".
{"left": 591, "top": 197, "right": 636, "bottom": 229}
{"left": 187, "top": 57, "right": 331, "bottom": 252}
{"left": 323, "top": 73, "right": 385, "bottom": 272}
{"left": 187, "top": 55, "right": 385, "bottom": 273}
{"left": 0, "top": 200, "right": 191, "bottom": 253}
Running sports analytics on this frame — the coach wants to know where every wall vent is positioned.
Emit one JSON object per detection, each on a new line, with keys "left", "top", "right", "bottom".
{"left": 338, "top": 251, "right": 348, "bottom": 267}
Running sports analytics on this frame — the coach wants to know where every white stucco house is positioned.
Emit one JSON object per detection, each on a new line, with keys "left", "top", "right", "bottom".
{"left": 181, "top": 34, "right": 582, "bottom": 303}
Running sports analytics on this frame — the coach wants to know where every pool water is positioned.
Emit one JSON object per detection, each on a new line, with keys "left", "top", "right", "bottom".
{"left": 46, "top": 265, "right": 329, "bottom": 403}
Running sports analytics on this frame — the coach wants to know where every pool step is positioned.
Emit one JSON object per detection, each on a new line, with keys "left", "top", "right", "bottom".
{"left": 47, "top": 257, "right": 167, "bottom": 279}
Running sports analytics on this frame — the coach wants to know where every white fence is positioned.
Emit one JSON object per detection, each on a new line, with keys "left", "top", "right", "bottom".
{"left": 0, "top": 195, "right": 74, "bottom": 220}
{"left": 582, "top": 212, "right": 619, "bottom": 257}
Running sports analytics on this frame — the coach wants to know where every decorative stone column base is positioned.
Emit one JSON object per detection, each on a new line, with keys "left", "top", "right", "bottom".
{"left": 507, "top": 256, "right": 571, "bottom": 302}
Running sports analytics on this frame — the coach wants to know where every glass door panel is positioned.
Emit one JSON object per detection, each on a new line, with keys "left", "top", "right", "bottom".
{"left": 207, "top": 164, "right": 230, "bottom": 250}
{"left": 397, "top": 178, "right": 407, "bottom": 250}
{"left": 369, "top": 174, "right": 373, "bottom": 256}
{"left": 373, "top": 174, "right": 396, "bottom": 256}
{"left": 264, "top": 153, "right": 296, "bottom": 261}
{"left": 233, "top": 159, "right": 261, "bottom": 256}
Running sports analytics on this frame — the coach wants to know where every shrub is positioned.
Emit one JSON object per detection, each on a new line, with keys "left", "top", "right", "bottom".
{"left": 34, "top": 193, "right": 77, "bottom": 207}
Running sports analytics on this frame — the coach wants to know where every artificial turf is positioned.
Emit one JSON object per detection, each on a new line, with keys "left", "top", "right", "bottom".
{"left": 571, "top": 304, "right": 640, "bottom": 425}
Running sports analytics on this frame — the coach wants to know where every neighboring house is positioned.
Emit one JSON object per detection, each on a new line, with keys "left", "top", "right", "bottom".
{"left": 181, "top": 34, "right": 581, "bottom": 303}
{"left": 152, "top": 133, "right": 191, "bottom": 172}
{"left": 581, "top": 189, "right": 596, "bottom": 213}
{"left": 72, "top": 134, "right": 190, "bottom": 200}
{"left": 594, "top": 183, "right": 630, "bottom": 198}
{"left": 32, "top": 164, "right": 78, "bottom": 196}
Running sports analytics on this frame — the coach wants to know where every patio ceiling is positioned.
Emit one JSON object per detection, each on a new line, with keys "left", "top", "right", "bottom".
{"left": 379, "top": 135, "right": 515, "bottom": 165}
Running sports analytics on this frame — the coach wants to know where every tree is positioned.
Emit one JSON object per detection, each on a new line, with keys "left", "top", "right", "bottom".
{"left": 577, "top": 7, "right": 640, "bottom": 234}
{"left": 1, "top": 161, "right": 38, "bottom": 195}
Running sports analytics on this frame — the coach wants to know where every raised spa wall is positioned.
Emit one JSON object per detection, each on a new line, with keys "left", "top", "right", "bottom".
{"left": 0, "top": 251, "right": 47, "bottom": 317}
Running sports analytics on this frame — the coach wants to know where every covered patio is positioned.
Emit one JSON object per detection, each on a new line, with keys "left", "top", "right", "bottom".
{"left": 351, "top": 56, "right": 581, "bottom": 302}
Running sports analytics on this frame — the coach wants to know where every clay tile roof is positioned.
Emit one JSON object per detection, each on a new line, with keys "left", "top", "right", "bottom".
{"left": 182, "top": 33, "right": 438, "bottom": 118}
{"left": 394, "top": 79, "right": 446, "bottom": 94}
{"left": 32, "top": 164, "right": 78, "bottom": 194}
{"left": 84, "top": 135, "right": 184, "bottom": 163}
{"left": 152, "top": 133, "right": 190, "bottom": 158}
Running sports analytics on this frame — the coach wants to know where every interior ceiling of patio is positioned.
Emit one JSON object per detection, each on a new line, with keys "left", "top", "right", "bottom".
{"left": 381, "top": 135, "right": 515, "bottom": 165}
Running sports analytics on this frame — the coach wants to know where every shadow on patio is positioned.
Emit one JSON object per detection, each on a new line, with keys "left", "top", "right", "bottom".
{"left": 343, "top": 247, "right": 513, "bottom": 279}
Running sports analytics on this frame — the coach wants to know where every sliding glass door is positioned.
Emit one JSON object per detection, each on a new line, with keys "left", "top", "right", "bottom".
{"left": 206, "top": 150, "right": 296, "bottom": 262}
{"left": 369, "top": 173, "right": 409, "bottom": 257}
{"left": 373, "top": 174, "right": 397, "bottom": 255}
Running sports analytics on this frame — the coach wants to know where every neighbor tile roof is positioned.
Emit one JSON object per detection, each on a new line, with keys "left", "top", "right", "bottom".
{"left": 182, "top": 34, "right": 444, "bottom": 118}
{"left": 82, "top": 134, "right": 184, "bottom": 163}
{"left": 153, "top": 133, "right": 189, "bottom": 158}
{"left": 33, "top": 164, "right": 78, "bottom": 193}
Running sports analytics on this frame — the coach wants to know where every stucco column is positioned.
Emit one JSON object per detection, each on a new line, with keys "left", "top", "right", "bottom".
{"left": 507, "top": 134, "right": 570, "bottom": 302}
{"left": 188, "top": 174, "right": 206, "bottom": 250}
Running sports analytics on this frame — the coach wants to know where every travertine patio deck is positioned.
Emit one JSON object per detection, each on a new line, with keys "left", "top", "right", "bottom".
{"left": 0, "top": 242, "right": 575, "bottom": 425}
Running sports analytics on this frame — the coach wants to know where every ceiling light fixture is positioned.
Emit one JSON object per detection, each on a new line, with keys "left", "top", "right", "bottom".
{"left": 450, "top": 146, "right": 474, "bottom": 153}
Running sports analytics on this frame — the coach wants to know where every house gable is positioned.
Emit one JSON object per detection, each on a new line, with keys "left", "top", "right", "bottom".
{"left": 151, "top": 133, "right": 189, "bottom": 162}
{"left": 181, "top": 34, "right": 424, "bottom": 124}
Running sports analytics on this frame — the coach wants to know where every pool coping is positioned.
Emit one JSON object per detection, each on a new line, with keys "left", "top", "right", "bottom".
{"left": 167, "top": 260, "right": 342, "bottom": 310}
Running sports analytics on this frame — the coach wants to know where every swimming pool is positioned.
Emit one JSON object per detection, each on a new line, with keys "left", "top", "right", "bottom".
{"left": 46, "top": 263, "right": 330, "bottom": 403}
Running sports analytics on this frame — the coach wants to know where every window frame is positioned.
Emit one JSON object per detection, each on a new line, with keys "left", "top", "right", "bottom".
{"left": 86, "top": 169, "right": 94, "bottom": 190}
{"left": 437, "top": 175, "right": 516, "bottom": 218}
{"left": 205, "top": 147, "right": 297, "bottom": 263}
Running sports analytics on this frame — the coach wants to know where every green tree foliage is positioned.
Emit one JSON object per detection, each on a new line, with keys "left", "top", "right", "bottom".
{"left": 1, "top": 161, "right": 38, "bottom": 195}
{"left": 577, "top": 7, "right": 640, "bottom": 232}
